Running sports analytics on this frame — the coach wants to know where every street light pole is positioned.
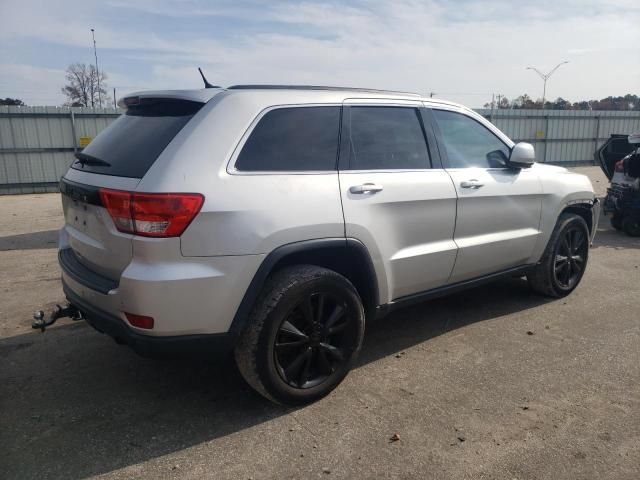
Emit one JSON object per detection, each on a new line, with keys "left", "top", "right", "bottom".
{"left": 526, "top": 61, "right": 569, "bottom": 109}
{"left": 91, "top": 28, "right": 102, "bottom": 107}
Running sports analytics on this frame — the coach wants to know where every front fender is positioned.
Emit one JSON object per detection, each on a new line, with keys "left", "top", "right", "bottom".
{"left": 530, "top": 170, "right": 597, "bottom": 262}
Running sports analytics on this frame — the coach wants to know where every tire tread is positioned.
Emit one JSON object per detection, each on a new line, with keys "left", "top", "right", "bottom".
{"left": 527, "top": 212, "right": 589, "bottom": 298}
{"left": 234, "top": 265, "right": 360, "bottom": 404}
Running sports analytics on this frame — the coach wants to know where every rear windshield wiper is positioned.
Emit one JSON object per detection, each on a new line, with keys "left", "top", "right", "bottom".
{"left": 74, "top": 152, "right": 111, "bottom": 167}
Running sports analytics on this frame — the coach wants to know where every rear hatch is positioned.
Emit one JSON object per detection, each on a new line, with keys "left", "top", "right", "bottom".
{"left": 595, "top": 134, "right": 636, "bottom": 180}
{"left": 60, "top": 95, "right": 208, "bottom": 282}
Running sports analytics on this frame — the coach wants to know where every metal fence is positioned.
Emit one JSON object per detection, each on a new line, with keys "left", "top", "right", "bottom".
{"left": 476, "top": 109, "right": 640, "bottom": 165}
{"left": 1, "top": 106, "right": 640, "bottom": 194}
{"left": 0, "top": 106, "right": 120, "bottom": 194}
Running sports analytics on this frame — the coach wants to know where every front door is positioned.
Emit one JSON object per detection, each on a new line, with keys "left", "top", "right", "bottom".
{"left": 429, "top": 108, "right": 542, "bottom": 283}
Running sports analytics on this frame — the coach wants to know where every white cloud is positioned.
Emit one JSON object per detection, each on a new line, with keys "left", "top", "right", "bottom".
{"left": 0, "top": 64, "right": 67, "bottom": 105}
{"left": 1, "top": 0, "right": 638, "bottom": 106}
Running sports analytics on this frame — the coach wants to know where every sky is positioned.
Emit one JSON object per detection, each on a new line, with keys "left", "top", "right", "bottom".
{"left": 0, "top": 0, "right": 638, "bottom": 108}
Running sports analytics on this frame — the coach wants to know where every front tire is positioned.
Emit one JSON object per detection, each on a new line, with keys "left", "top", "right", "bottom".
{"left": 234, "top": 265, "right": 365, "bottom": 405}
{"left": 622, "top": 216, "right": 640, "bottom": 237}
{"left": 527, "top": 213, "right": 590, "bottom": 298}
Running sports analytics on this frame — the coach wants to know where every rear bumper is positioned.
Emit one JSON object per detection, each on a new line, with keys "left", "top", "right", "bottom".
{"left": 63, "top": 279, "right": 234, "bottom": 357}
{"left": 58, "top": 225, "right": 265, "bottom": 336}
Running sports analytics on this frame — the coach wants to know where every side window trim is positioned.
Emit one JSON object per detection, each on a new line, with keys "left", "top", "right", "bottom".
{"left": 339, "top": 104, "right": 434, "bottom": 172}
{"left": 228, "top": 104, "right": 343, "bottom": 175}
{"left": 338, "top": 105, "right": 351, "bottom": 171}
{"left": 427, "top": 107, "right": 511, "bottom": 170}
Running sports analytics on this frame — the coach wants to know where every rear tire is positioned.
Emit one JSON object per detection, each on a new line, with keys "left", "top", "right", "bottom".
{"left": 527, "top": 213, "right": 590, "bottom": 298}
{"left": 234, "top": 265, "right": 365, "bottom": 405}
{"left": 622, "top": 216, "right": 640, "bottom": 237}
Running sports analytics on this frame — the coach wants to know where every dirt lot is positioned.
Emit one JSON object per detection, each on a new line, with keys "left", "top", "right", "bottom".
{"left": 1, "top": 166, "right": 639, "bottom": 479}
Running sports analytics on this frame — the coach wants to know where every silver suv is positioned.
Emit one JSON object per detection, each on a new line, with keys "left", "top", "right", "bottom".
{"left": 58, "top": 85, "right": 599, "bottom": 404}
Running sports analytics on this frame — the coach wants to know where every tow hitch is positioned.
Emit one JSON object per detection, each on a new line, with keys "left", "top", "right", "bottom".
{"left": 32, "top": 304, "right": 84, "bottom": 332}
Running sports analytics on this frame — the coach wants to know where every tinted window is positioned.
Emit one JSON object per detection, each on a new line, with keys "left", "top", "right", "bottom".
{"left": 347, "top": 107, "right": 430, "bottom": 170}
{"left": 71, "top": 99, "right": 202, "bottom": 178}
{"left": 432, "top": 109, "right": 510, "bottom": 168}
{"left": 236, "top": 107, "right": 340, "bottom": 171}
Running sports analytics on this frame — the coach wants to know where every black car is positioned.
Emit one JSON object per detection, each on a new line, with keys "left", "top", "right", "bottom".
{"left": 596, "top": 133, "right": 640, "bottom": 236}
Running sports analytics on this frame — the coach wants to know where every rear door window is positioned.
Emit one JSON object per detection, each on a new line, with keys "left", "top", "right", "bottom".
{"left": 345, "top": 106, "right": 431, "bottom": 170}
{"left": 235, "top": 106, "right": 341, "bottom": 171}
{"left": 71, "top": 99, "right": 202, "bottom": 178}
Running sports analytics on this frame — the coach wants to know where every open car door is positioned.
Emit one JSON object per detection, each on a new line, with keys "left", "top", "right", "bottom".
{"left": 595, "top": 134, "right": 637, "bottom": 180}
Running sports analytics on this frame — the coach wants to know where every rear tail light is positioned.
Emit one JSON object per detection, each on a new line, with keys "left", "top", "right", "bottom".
{"left": 125, "top": 312, "right": 154, "bottom": 329}
{"left": 99, "top": 189, "right": 204, "bottom": 238}
{"left": 123, "top": 96, "right": 140, "bottom": 106}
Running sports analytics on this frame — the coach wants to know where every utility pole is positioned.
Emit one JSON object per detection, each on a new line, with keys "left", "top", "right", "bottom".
{"left": 526, "top": 61, "right": 569, "bottom": 110}
{"left": 91, "top": 28, "right": 102, "bottom": 107}
{"left": 429, "top": 92, "right": 436, "bottom": 98}
{"left": 113, "top": 88, "right": 116, "bottom": 108}
{"left": 489, "top": 93, "right": 495, "bottom": 122}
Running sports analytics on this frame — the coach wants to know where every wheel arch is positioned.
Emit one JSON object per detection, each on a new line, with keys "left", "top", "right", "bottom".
{"left": 560, "top": 202, "right": 596, "bottom": 236}
{"left": 229, "top": 238, "right": 379, "bottom": 339}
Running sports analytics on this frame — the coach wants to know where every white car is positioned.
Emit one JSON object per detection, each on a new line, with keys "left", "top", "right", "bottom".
{"left": 55, "top": 85, "right": 600, "bottom": 404}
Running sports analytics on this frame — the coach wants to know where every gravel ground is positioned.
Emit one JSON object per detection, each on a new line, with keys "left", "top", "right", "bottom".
{"left": 1, "top": 166, "right": 639, "bottom": 479}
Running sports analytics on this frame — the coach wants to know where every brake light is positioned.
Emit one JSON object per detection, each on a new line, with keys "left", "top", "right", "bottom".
{"left": 125, "top": 312, "right": 154, "bottom": 329}
{"left": 99, "top": 189, "right": 204, "bottom": 237}
{"left": 123, "top": 96, "right": 140, "bottom": 106}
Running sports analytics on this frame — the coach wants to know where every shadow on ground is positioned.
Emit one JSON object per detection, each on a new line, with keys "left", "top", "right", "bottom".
{"left": 1, "top": 276, "right": 550, "bottom": 479}
{"left": 0, "top": 229, "right": 58, "bottom": 251}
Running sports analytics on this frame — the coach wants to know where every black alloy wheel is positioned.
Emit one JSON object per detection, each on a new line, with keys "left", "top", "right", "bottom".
{"left": 553, "top": 226, "right": 588, "bottom": 290}
{"left": 527, "top": 212, "right": 590, "bottom": 298}
{"left": 234, "top": 265, "right": 365, "bottom": 405}
{"left": 274, "top": 292, "right": 355, "bottom": 389}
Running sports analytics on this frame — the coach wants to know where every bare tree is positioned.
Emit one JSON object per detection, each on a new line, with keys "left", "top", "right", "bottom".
{"left": 61, "top": 63, "right": 108, "bottom": 107}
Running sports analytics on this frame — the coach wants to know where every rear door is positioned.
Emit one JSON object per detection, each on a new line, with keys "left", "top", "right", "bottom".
{"left": 60, "top": 98, "right": 204, "bottom": 281}
{"left": 338, "top": 101, "right": 458, "bottom": 302}
{"left": 428, "top": 107, "right": 542, "bottom": 282}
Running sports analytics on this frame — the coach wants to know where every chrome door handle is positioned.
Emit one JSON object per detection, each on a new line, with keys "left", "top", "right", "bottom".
{"left": 350, "top": 183, "right": 384, "bottom": 194}
{"left": 460, "top": 180, "right": 484, "bottom": 189}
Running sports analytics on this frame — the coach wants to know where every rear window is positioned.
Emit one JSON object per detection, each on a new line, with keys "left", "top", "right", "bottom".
{"left": 235, "top": 106, "right": 341, "bottom": 171}
{"left": 71, "top": 99, "right": 202, "bottom": 178}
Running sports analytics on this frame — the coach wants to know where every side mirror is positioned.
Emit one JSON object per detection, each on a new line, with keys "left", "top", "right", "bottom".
{"left": 509, "top": 142, "right": 535, "bottom": 168}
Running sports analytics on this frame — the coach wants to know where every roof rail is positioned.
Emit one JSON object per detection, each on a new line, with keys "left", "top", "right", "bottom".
{"left": 227, "top": 85, "right": 421, "bottom": 96}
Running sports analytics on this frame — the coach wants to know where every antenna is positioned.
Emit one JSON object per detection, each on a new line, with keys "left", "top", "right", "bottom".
{"left": 198, "top": 67, "right": 219, "bottom": 89}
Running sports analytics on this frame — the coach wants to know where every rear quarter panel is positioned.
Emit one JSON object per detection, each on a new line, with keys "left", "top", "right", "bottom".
{"left": 136, "top": 91, "right": 345, "bottom": 256}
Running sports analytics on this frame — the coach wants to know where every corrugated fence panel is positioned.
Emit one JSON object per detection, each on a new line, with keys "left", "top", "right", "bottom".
{"left": 478, "top": 109, "right": 640, "bottom": 165}
{"left": 1, "top": 106, "right": 639, "bottom": 194}
{"left": 0, "top": 106, "right": 120, "bottom": 194}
